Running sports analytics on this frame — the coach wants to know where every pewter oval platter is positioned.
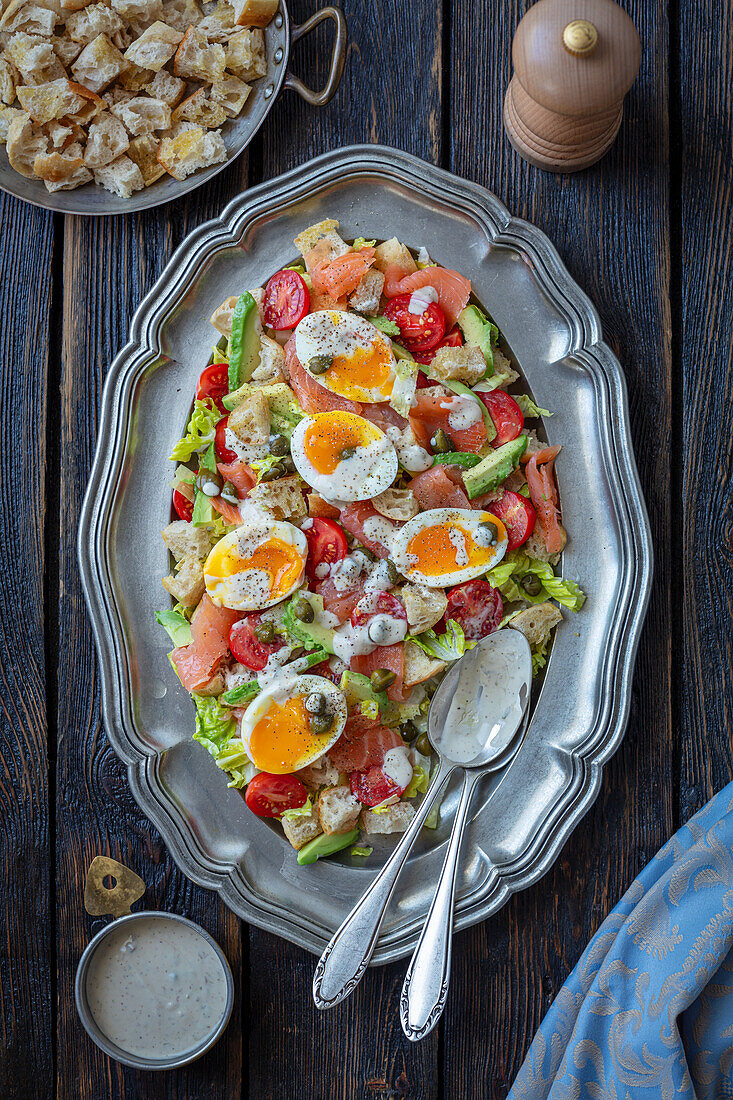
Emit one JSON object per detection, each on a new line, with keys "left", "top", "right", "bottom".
{"left": 78, "top": 144, "right": 652, "bottom": 962}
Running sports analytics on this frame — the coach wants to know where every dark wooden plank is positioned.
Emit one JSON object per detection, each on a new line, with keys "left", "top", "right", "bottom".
{"left": 0, "top": 197, "right": 55, "bottom": 1100}
{"left": 442, "top": 1, "right": 673, "bottom": 1093}
{"left": 678, "top": 0, "right": 733, "bottom": 818}
{"left": 245, "top": 1, "right": 443, "bottom": 1097}
{"left": 54, "top": 156, "right": 260, "bottom": 1098}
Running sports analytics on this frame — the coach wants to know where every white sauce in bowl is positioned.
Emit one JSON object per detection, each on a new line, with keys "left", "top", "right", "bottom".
{"left": 83, "top": 916, "right": 230, "bottom": 1062}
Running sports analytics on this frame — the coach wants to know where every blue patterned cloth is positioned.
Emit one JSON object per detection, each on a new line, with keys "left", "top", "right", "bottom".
{"left": 509, "top": 782, "right": 733, "bottom": 1099}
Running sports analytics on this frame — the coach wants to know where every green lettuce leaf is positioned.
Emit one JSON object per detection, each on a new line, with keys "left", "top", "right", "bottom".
{"left": 351, "top": 846, "right": 373, "bottom": 858}
{"left": 410, "top": 619, "right": 474, "bottom": 662}
{"left": 486, "top": 552, "right": 586, "bottom": 612}
{"left": 155, "top": 609, "right": 192, "bottom": 647}
{"left": 370, "top": 315, "right": 400, "bottom": 336}
{"left": 404, "top": 764, "right": 429, "bottom": 799}
{"left": 280, "top": 794, "right": 314, "bottom": 822}
{"left": 516, "top": 395, "right": 552, "bottom": 418}
{"left": 390, "top": 352, "right": 418, "bottom": 418}
{"left": 169, "top": 399, "right": 220, "bottom": 462}
{"left": 352, "top": 237, "right": 376, "bottom": 250}
{"left": 192, "top": 694, "right": 254, "bottom": 788}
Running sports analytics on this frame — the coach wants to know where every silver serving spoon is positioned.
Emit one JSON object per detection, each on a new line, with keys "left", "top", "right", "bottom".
{"left": 312, "top": 628, "right": 533, "bottom": 1013}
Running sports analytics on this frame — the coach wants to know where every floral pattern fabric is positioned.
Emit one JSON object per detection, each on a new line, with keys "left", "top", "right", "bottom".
{"left": 510, "top": 782, "right": 733, "bottom": 1099}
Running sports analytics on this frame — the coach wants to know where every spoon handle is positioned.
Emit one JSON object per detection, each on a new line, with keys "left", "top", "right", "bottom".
{"left": 400, "top": 768, "right": 482, "bottom": 1041}
{"left": 313, "top": 757, "right": 454, "bottom": 1010}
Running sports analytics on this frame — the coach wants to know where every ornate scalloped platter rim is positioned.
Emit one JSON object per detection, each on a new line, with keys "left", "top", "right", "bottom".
{"left": 78, "top": 144, "right": 652, "bottom": 963}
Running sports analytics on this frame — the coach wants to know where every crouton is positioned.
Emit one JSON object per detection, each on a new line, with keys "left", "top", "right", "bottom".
{"left": 402, "top": 639, "right": 446, "bottom": 688}
{"left": 44, "top": 117, "right": 73, "bottom": 147}
{"left": 101, "top": 84, "right": 133, "bottom": 106}
{"left": 83, "top": 108, "right": 128, "bottom": 166}
{"left": 0, "top": 58, "right": 16, "bottom": 104}
{"left": 173, "top": 24, "right": 224, "bottom": 82}
{"left": 65, "top": 93, "right": 103, "bottom": 124}
{"left": 429, "top": 344, "right": 486, "bottom": 386}
{"left": 349, "top": 268, "right": 385, "bottom": 315}
{"left": 372, "top": 487, "right": 419, "bottom": 522}
{"left": 293, "top": 218, "right": 343, "bottom": 256}
{"left": 197, "top": 0, "right": 234, "bottom": 41}
{"left": 34, "top": 145, "right": 92, "bottom": 189}
{"left": 521, "top": 430, "right": 545, "bottom": 462}
{"left": 92, "top": 150, "right": 144, "bottom": 195}
{"left": 230, "top": 0, "right": 277, "bottom": 26}
{"left": 6, "top": 110, "right": 46, "bottom": 175}
{"left": 228, "top": 389, "right": 269, "bottom": 445}
{"left": 510, "top": 603, "right": 562, "bottom": 649}
{"left": 209, "top": 294, "right": 238, "bottom": 335}
{"left": 0, "top": 0, "right": 59, "bottom": 37}
{"left": 193, "top": 668, "right": 226, "bottom": 696}
{"left": 250, "top": 334, "right": 284, "bottom": 383}
{"left": 0, "top": 105, "right": 27, "bottom": 142}
{"left": 296, "top": 756, "right": 341, "bottom": 792}
{"left": 307, "top": 492, "right": 340, "bottom": 520}
{"left": 160, "top": 0, "right": 202, "bottom": 33}
{"left": 111, "top": 0, "right": 162, "bottom": 20}
{"left": 161, "top": 556, "right": 205, "bottom": 607}
{"left": 209, "top": 70, "right": 249, "bottom": 116}
{"left": 61, "top": 0, "right": 94, "bottom": 11}
{"left": 110, "top": 94, "right": 170, "bottom": 134}
{"left": 16, "top": 78, "right": 89, "bottom": 123}
{"left": 52, "top": 34, "right": 83, "bottom": 65}
{"left": 126, "top": 130, "right": 164, "bottom": 183}
{"left": 66, "top": 2, "right": 124, "bottom": 43}
{"left": 281, "top": 804, "right": 322, "bottom": 850}
{"left": 157, "top": 120, "right": 225, "bottom": 177}
{"left": 6, "top": 32, "right": 66, "bottom": 84}
{"left": 373, "top": 237, "right": 417, "bottom": 275}
{"left": 144, "top": 65, "right": 184, "bottom": 105}
{"left": 248, "top": 476, "right": 307, "bottom": 523}
{"left": 491, "top": 347, "right": 519, "bottom": 387}
{"left": 161, "top": 518, "right": 212, "bottom": 560}
{"left": 224, "top": 25, "right": 264, "bottom": 80}
{"left": 171, "top": 86, "right": 225, "bottom": 127}
{"left": 116, "top": 62, "right": 154, "bottom": 91}
{"left": 317, "top": 786, "right": 361, "bottom": 835}
{"left": 123, "top": 19, "right": 182, "bottom": 70}
{"left": 401, "top": 584, "right": 448, "bottom": 635}
{"left": 72, "top": 34, "right": 129, "bottom": 93}
{"left": 522, "top": 530, "right": 559, "bottom": 565}
{"left": 361, "top": 802, "right": 416, "bottom": 835}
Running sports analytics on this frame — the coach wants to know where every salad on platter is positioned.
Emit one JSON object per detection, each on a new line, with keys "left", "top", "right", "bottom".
{"left": 157, "top": 219, "right": 585, "bottom": 866}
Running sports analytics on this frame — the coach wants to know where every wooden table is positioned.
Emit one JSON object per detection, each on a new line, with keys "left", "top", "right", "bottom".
{"left": 3, "top": 0, "right": 731, "bottom": 1095}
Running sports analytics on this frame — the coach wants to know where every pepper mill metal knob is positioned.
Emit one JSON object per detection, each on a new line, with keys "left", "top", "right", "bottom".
{"left": 504, "top": 0, "right": 641, "bottom": 173}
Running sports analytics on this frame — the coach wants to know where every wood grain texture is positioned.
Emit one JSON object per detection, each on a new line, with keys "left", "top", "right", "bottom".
{"left": 443, "top": 0, "right": 673, "bottom": 1093}
{"left": 678, "top": 0, "right": 733, "bottom": 816}
{"left": 0, "top": 196, "right": 54, "bottom": 1100}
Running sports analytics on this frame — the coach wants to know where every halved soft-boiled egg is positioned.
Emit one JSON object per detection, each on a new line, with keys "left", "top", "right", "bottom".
{"left": 291, "top": 410, "right": 398, "bottom": 502}
{"left": 391, "top": 508, "right": 508, "bottom": 587}
{"left": 294, "top": 310, "right": 397, "bottom": 403}
{"left": 239, "top": 674, "right": 347, "bottom": 773}
{"left": 204, "top": 520, "right": 307, "bottom": 611}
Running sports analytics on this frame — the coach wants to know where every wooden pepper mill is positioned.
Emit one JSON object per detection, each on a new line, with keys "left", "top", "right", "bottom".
{"left": 504, "top": 0, "right": 641, "bottom": 172}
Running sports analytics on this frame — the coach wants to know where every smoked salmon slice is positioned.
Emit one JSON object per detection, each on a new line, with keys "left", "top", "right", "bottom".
{"left": 328, "top": 714, "right": 403, "bottom": 772}
{"left": 284, "top": 337, "right": 363, "bottom": 416}
{"left": 217, "top": 460, "right": 256, "bottom": 497}
{"left": 410, "top": 386, "right": 487, "bottom": 454}
{"left": 382, "top": 266, "right": 471, "bottom": 326}
{"left": 308, "top": 247, "right": 376, "bottom": 301}
{"left": 407, "top": 465, "right": 471, "bottom": 511}
{"left": 351, "top": 643, "right": 408, "bottom": 702}
{"left": 172, "top": 595, "right": 240, "bottom": 693}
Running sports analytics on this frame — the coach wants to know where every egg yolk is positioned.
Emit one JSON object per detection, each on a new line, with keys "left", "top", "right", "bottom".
{"left": 303, "top": 412, "right": 381, "bottom": 475}
{"left": 325, "top": 343, "right": 394, "bottom": 400}
{"left": 215, "top": 538, "right": 304, "bottom": 598}
{"left": 249, "top": 696, "right": 333, "bottom": 772}
{"left": 406, "top": 519, "right": 506, "bottom": 577}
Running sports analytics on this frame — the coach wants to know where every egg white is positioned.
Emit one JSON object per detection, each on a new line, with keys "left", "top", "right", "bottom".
{"left": 204, "top": 521, "right": 307, "bottom": 611}
{"left": 391, "top": 508, "right": 508, "bottom": 587}
{"left": 239, "top": 673, "right": 347, "bottom": 772}
{"left": 294, "top": 310, "right": 397, "bottom": 404}
{"left": 290, "top": 412, "right": 398, "bottom": 502}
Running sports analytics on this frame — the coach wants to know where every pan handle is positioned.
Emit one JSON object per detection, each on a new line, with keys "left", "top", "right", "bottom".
{"left": 285, "top": 6, "right": 347, "bottom": 107}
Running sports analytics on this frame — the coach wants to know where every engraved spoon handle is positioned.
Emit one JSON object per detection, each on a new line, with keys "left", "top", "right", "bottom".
{"left": 313, "top": 756, "right": 455, "bottom": 1010}
{"left": 400, "top": 767, "right": 482, "bottom": 1041}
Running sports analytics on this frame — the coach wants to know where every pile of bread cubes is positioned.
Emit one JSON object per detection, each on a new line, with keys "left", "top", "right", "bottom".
{"left": 0, "top": 0, "right": 278, "bottom": 196}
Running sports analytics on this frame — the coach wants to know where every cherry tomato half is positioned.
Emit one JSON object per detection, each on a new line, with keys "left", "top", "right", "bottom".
{"left": 263, "top": 270, "right": 310, "bottom": 330}
{"left": 350, "top": 764, "right": 405, "bottom": 807}
{"left": 477, "top": 390, "right": 524, "bottom": 448}
{"left": 245, "top": 772, "right": 308, "bottom": 818}
{"left": 412, "top": 325, "right": 464, "bottom": 366}
{"left": 384, "top": 293, "right": 447, "bottom": 352}
{"left": 229, "top": 613, "right": 286, "bottom": 672}
{"left": 172, "top": 486, "right": 193, "bottom": 522}
{"left": 197, "top": 362, "right": 229, "bottom": 412}
{"left": 215, "top": 415, "right": 238, "bottom": 464}
{"left": 488, "top": 489, "right": 536, "bottom": 551}
{"left": 445, "top": 579, "right": 503, "bottom": 640}
{"left": 351, "top": 591, "right": 407, "bottom": 628}
{"left": 304, "top": 517, "right": 348, "bottom": 582}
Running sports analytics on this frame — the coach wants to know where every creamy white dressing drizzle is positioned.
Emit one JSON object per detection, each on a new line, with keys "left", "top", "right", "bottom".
{"left": 407, "top": 286, "right": 439, "bottom": 315}
{"left": 446, "top": 395, "right": 483, "bottom": 431}
{"left": 448, "top": 526, "right": 469, "bottom": 566}
{"left": 383, "top": 746, "right": 413, "bottom": 789}
{"left": 362, "top": 515, "right": 397, "bottom": 554}
{"left": 84, "top": 917, "right": 229, "bottom": 1061}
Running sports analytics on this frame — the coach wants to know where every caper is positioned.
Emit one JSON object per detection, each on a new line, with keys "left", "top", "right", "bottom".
{"left": 430, "top": 428, "right": 454, "bottom": 454}
{"left": 310, "top": 711, "right": 334, "bottom": 735}
{"left": 270, "top": 434, "right": 290, "bottom": 457}
{"left": 415, "top": 732, "right": 433, "bottom": 756}
{"left": 355, "top": 546, "right": 375, "bottom": 562}
{"left": 220, "top": 480, "right": 239, "bottom": 505}
{"left": 340, "top": 446, "right": 357, "bottom": 461}
{"left": 401, "top": 720, "right": 419, "bottom": 742}
{"left": 384, "top": 559, "right": 400, "bottom": 586}
{"left": 308, "top": 354, "right": 333, "bottom": 375}
{"left": 478, "top": 519, "right": 499, "bottom": 545}
{"left": 305, "top": 691, "right": 328, "bottom": 715}
{"left": 280, "top": 456, "right": 296, "bottom": 473}
{"left": 370, "top": 668, "right": 397, "bottom": 692}
{"left": 195, "top": 470, "right": 223, "bottom": 497}
{"left": 261, "top": 463, "right": 286, "bottom": 482}
{"left": 293, "top": 597, "right": 314, "bottom": 623}
{"left": 254, "top": 619, "right": 275, "bottom": 643}
{"left": 521, "top": 573, "right": 542, "bottom": 597}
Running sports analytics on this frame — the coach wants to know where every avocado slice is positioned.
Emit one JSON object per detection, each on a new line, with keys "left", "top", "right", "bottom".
{"left": 339, "top": 670, "right": 389, "bottom": 715}
{"left": 192, "top": 489, "right": 218, "bottom": 527}
{"left": 297, "top": 829, "right": 360, "bottom": 865}
{"left": 228, "top": 292, "right": 260, "bottom": 392}
{"left": 458, "top": 305, "right": 498, "bottom": 376}
{"left": 283, "top": 592, "right": 336, "bottom": 654}
{"left": 462, "top": 434, "right": 527, "bottom": 499}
